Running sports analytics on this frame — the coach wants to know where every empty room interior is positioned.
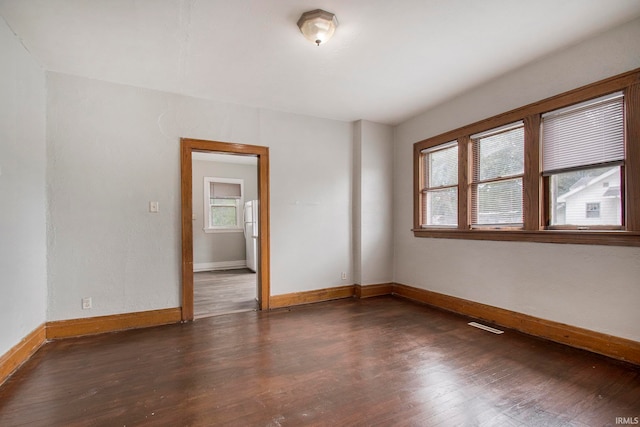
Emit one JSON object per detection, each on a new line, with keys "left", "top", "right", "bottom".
{"left": 1, "top": 1, "right": 640, "bottom": 425}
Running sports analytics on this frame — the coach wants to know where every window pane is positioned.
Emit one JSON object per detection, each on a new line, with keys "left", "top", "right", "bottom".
{"left": 550, "top": 166, "right": 621, "bottom": 226}
{"left": 211, "top": 198, "right": 237, "bottom": 206}
{"left": 424, "top": 188, "right": 457, "bottom": 226}
{"left": 586, "top": 203, "right": 600, "bottom": 218}
{"left": 477, "top": 127, "right": 524, "bottom": 181}
{"left": 211, "top": 206, "right": 237, "bottom": 227}
{"left": 472, "top": 125, "right": 524, "bottom": 227}
{"left": 428, "top": 145, "right": 458, "bottom": 187}
{"left": 475, "top": 178, "right": 523, "bottom": 225}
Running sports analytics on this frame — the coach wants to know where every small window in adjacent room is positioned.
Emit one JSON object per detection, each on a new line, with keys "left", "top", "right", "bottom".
{"left": 542, "top": 92, "right": 624, "bottom": 229}
{"left": 204, "top": 177, "right": 243, "bottom": 232}
{"left": 471, "top": 122, "right": 524, "bottom": 228}
{"left": 421, "top": 141, "right": 458, "bottom": 227}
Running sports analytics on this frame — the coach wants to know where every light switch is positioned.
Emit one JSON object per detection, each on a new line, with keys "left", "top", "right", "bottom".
{"left": 149, "top": 201, "right": 159, "bottom": 213}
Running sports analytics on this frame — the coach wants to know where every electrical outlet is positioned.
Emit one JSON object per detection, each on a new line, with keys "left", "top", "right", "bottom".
{"left": 82, "top": 297, "right": 92, "bottom": 309}
{"left": 341, "top": 272, "right": 347, "bottom": 280}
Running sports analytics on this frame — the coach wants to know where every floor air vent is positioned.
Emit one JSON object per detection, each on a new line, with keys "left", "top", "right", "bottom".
{"left": 468, "top": 321, "right": 504, "bottom": 334}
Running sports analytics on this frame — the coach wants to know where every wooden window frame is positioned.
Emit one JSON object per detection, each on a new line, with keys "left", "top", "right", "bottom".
{"left": 413, "top": 68, "right": 640, "bottom": 247}
{"left": 470, "top": 124, "right": 525, "bottom": 229}
{"left": 420, "top": 141, "right": 459, "bottom": 228}
{"left": 544, "top": 166, "right": 624, "bottom": 231}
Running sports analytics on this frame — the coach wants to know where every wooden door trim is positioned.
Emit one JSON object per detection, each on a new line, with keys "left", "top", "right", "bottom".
{"left": 180, "top": 138, "right": 270, "bottom": 321}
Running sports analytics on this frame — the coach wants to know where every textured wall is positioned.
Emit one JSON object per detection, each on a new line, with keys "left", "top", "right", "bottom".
{"left": 260, "top": 109, "right": 353, "bottom": 294}
{"left": 0, "top": 18, "right": 47, "bottom": 355}
{"left": 353, "top": 120, "right": 394, "bottom": 285}
{"left": 46, "top": 72, "right": 353, "bottom": 320}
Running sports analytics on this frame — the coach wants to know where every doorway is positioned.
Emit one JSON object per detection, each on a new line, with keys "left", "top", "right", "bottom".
{"left": 192, "top": 152, "right": 258, "bottom": 318}
{"left": 181, "top": 138, "right": 270, "bottom": 321}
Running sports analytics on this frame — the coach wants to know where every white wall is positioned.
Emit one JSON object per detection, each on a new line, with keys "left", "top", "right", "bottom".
{"left": 353, "top": 123, "right": 362, "bottom": 284}
{"left": 393, "top": 18, "right": 640, "bottom": 341}
{"left": 46, "top": 72, "right": 354, "bottom": 320}
{"left": 191, "top": 159, "right": 257, "bottom": 268}
{"left": 0, "top": 18, "right": 47, "bottom": 355}
{"left": 260, "top": 109, "right": 353, "bottom": 294}
{"left": 353, "top": 120, "right": 394, "bottom": 285}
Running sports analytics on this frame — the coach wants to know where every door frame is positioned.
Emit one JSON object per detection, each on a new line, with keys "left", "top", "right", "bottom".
{"left": 180, "top": 138, "right": 270, "bottom": 321}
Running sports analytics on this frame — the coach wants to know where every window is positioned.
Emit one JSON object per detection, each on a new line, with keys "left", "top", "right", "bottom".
{"left": 471, "top": 123, "right": 524, "bottom": 228}
{"left": 413, "top": 68, "right": 640, "bottom": 246}
{"left": 421, "top": 142, "right": 458, "bottom": 227}
{"left": 542, "top": 92, "right": 624, "bottom": 229}
{"left": 204, "top": 177, "right": 243, "bottom": 232}
{"left": 586, "top": 203, "right": 600, "bottom": 219}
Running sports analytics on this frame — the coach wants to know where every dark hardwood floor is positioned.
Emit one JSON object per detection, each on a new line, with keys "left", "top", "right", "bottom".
{"left": 194, "top": 269, "right": 257, "bottom": 318}
{"left": 1, "top": 296, "right": 639, "bottom": 426}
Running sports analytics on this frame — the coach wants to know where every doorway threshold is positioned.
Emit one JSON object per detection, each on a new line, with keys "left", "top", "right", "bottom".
{"left": 194, "top": 308, "right": 258, "bottom": 320}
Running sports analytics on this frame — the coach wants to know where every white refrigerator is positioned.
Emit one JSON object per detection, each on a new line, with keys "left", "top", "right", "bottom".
{"left": 243, "top": 200, "right": 259, "bottom": 272}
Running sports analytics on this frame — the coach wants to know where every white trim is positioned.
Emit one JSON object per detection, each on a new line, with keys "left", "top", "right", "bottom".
{"left": 203, "top": 228, "right": 243, "bottom": 234}
{"left": 193, "top": 260, "right": 247, "bottom": 272}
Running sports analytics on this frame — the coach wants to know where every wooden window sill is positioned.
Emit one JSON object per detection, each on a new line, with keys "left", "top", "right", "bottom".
{"left": 412, "top": 228, "right": 640, "bottom": 247}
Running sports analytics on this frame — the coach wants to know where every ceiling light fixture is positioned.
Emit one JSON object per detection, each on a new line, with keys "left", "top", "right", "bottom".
{"left": 297, "top": 9, "right": 338, "bottom": 46}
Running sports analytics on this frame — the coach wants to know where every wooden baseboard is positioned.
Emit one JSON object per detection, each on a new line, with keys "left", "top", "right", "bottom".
{"left": 46, "top": 308, "right": 183, "bottom": 340}
{"left": 7, "top": 284, "right": 637, "bottom": 390}
{"left": 392, "top": 283, "right": 640, "bottom": 366}
{"left": 270, "top": 285, "right": 356, "bottom": 309}
{"left": 0, "top": 324, "right": 46, "bottom": 386}
{"left": 355, "top": 283, "right": 395, "bottom": 298}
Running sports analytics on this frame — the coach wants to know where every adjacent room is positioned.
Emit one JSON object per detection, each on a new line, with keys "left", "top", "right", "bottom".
{"left": 1, "top": 1, "right": 639, "bottom": 425}
{"left": 191, "top": 151, "right": 259, "bottom": 318}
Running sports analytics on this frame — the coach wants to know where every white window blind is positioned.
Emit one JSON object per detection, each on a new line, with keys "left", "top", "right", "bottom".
{"left": 210, "top": 182, "right": 241, "bottom": 199}
{"left": 542, "top": 92, "right": 624, "bottom": 174}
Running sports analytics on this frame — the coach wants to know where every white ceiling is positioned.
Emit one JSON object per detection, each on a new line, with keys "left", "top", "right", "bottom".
{"left": 1, "top": 0, "right": 639, "bottom": 125}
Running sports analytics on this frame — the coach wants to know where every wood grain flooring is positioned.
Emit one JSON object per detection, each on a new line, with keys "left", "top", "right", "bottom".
{"left": 193, "top": 269, "right": 257, "bottom": 319}
{"left": 1, "top": 296, "right": 639, "bottom": 426}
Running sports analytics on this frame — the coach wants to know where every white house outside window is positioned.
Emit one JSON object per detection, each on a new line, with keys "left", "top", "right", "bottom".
{"left": 542, "top": 92, "right": 624, "bottom": 228}
{"left": 204, "top": 177, "right": 244, "bottom": 233}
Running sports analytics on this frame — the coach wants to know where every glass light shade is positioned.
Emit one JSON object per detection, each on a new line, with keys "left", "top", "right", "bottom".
{"left": 297, "top": 9, "right": 338, "bottom": 46}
